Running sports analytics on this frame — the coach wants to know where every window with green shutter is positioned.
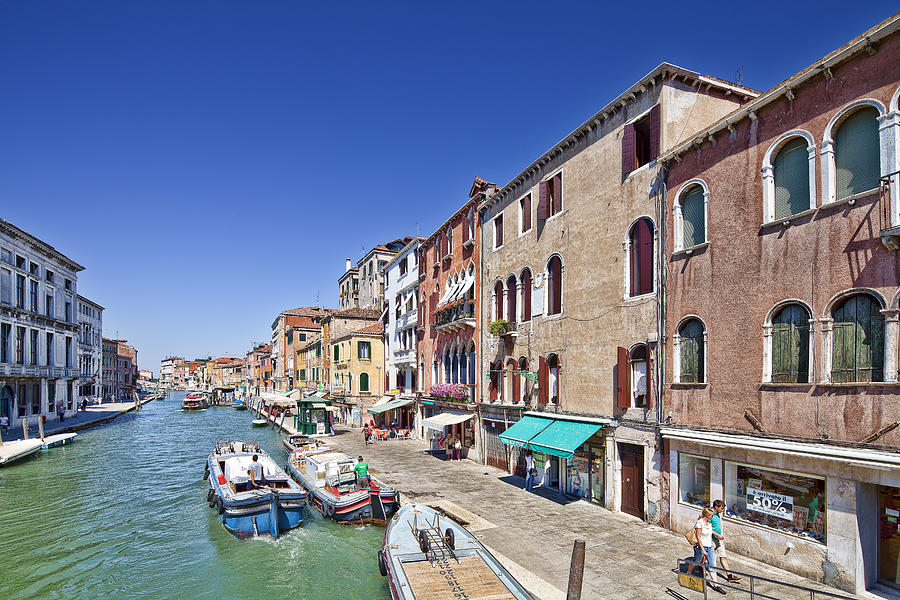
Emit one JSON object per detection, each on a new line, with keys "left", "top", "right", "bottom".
{"left": 835, "top": 107, "right": 880, "bottom": 201}
{"left": 299, "top": 369, "right": 306, "bottom": 381}
{"left": 681, "top": 184, "right": 706, "bottom": 248}
{"left": 772, "top": 304, "right": 810, "bottom": 383}
{"left": 832, "top": 294, "right": 884, "bottom": 383}
{"left": 679, "top": 318, "right": 705, "bottom": 383}
{"left": 333, "top": 345, "right": 339, "bottom": 361}
{"left": 774, "top": 137, "right": 811, "bottom": 219}
{"left": 360, "top": 372, "right": 370, "bottom": 392}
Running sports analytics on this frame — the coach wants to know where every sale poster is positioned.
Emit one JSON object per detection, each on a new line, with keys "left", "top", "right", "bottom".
{"left": 792, "top": 506, "right": 809, "bottom": 529}
{"left": 747, "top": 489, "right": 794, "bottom": 520}
{"left": 813, "top": 512, "right": 826, "bottom": 535}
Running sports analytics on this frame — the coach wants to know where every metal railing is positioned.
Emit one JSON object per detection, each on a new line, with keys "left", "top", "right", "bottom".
{"left": 879, "top": 169, "right": 900, "bottom": 232}
{"left": 675, "top": 559, "right": 856, "bottom": 600}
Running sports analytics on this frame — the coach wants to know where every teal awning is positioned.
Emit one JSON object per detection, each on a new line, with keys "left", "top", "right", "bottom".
{"left": 419, "top": 400, "right": 435, "bottom": 406}
{"left": 499, "top": 415, "right": 554, "bottom": 449}
{"left": 367, "top": 398, "right": 415, "bottom": 415}
{"left": 528, "top": 420, "right": 602, "bottom": 458}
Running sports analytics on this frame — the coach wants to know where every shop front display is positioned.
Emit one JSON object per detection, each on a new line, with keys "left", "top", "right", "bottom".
{"left": 566, "top": 444, "right": 604, "bottom": 504}
{"left": 881, "top": 485, "right": 900, "bottom": 589}
{"left": 678, "top": 453, "right": 710, "bottom": 508}
{"left": 724, "top": 462, "right": 826, "bottom": 544}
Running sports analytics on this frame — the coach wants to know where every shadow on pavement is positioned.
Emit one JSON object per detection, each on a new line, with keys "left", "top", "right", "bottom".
{"left": 497, "top": 475, "right": 578, "bottom": 506}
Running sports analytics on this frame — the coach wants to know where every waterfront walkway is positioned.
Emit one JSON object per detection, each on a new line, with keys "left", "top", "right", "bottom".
{"left": 1, "top": 401, "right": 144, "bottom": 444}
{"left": 327, "top": 426, "right": 881, "bottom": 600}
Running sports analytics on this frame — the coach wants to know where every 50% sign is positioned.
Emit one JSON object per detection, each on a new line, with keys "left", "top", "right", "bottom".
{"left": 746, "top": 489, "right": 794, "bottom": 519}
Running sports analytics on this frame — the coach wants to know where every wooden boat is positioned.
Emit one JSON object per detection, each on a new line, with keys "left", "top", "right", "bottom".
{"left": 0, "top": 439, "right": 43, "bottom": 466}
{"left": 182, "top": 393, "right": 209, "bottom": 410}
{"left": 232, "top": 399, "right": 248, "bottom": 410}
{"left": 285, "top": 450, "right": 398, "bottom": 525}
{"left": 251, "top": 418, "right": 267, "bottom": 427}
{"left": 205, "top": 440, "right": 307, "bottom": 539}
{"left": 282, "top": 434, "right": 330, "bottom": 457}
{"left": 378, "top": 503, "right": 534, "bottom": 600}
{"left": 41, "top": 433, "right": 77, "bottom": 449}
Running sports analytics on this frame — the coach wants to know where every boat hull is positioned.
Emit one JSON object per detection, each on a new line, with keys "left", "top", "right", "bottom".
{"left": 285, "top": 461, "right": 398, "bottom": 525}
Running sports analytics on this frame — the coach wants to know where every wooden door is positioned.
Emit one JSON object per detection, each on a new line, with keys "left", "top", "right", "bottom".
{"left": 484, "top": 424, "right": 509, "bottom": 472}
{"left": 620, "top": 444, "right": 644, "bottom": 518}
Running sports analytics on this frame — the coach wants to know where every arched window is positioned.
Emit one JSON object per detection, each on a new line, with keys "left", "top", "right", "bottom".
{"left": 628, "top": 218, "right": 654, "bottom": 297}
{"left": 675, "top": 182, "right": 706, "bottom": 250}
{"left": 359, "top": 372, "right": 369, "bottom": 392}
{"left": 520, "top": 268, "right": 532, "bottom": 322}
{"left": 774, "top": 138, "right": 812, "bottom": 219}
{"left": 547, "top": 256, "right": 562, "bottom": 315}
{"left": 506, "top": 275, "right": 517, "bottom": 324}
{"left": 446, "top": 226, "right": 453, "bottom": 256}
{"left": 489, "top": 360, "right": 501, "bottom": 402}
{"left": 630, "top": 345, "right": 648, "bottom": 407}
{"left": 832, "top": 294, "right": 884, "bottom": 383}
{"left": 771, "top": 304, "right": 811, "bottom": 383}
{"left": 507, "top": 358, "right": 519, "bottom": 405}
{"left": 494, "top": 280, "right": 504, "bottom": 321}
{"left": 518, "top": 357, "right": 528, "bottom": 403}
{"left": 547, "top": 353, "right": 560, "bottom": 404}
{"left": 678, "top": 318, "right": 705, "bottom": 383}
{"left": 834, "top": 107, "right": 881, "bottom": 201}
{"left": 467, "top": 207, "right": 475, "bottom": 242}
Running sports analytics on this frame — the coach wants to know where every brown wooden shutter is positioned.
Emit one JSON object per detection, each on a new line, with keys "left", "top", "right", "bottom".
{"left": 538, "top": 181, "right": 549, "bottom": 221}
{"left": 638, "top": 220, "right": 653, "bottom": 295}
{"left": 622, "top": 123, "right": 636, "bottom": 179}
{"left": 616, "top": 347, "right": 630, "bottom": 409}
{"left": 509, "top": 360, "right": 520, "bottom": 403}
{"left": 522, "top": 194, "right": 531, "bottom": 232}
{"left": 645, "top": 346, "right": 652, "bottom": 408}
{"left": 553, "top": 173, "right": 563, "bottom": 214}
{"left": 538, "top": 355, "right": 548, "bottom": 404}
{"left": 521, "top": 269, "right": 532, "bottom": 321}
{"left": 649, "top": 104, "right": 661, "bottom": 159}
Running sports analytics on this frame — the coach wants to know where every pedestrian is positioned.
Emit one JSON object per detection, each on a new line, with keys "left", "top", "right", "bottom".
{"left": 58, "top": 404, "right": 65, "bottom": 422}
{"left": 0, "top": 414, "right": 8, "bottom": 434}
{"left": 524, "top": 449, "right": 535, "bottom": 492}
{"left": 363, "top": 424, "right": 371, "bottom": 445}
{"left": 691, "top": 507, "right": 726, "bottom": 594}
{"left": 711, "top": 500, "right": 741, "bottom": 582}
{"left": 354, "top": 456, "right": 370, "bottom": 488}
{"left": 454, "top": 436, "right": 462, "bottom": 461}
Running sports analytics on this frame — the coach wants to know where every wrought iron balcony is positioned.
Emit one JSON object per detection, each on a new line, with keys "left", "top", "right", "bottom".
{"left": 432, "top": 300, "right": 476, "bottom": 333}
{"left": 879, "top": 170, "right": 900, "bottom": 250}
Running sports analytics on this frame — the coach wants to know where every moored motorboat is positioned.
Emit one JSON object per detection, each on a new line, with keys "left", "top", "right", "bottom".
{"left": 251, "top": 418, "right": 267, "bottom": 427}
{"left": 204, "top": 440, "right": 307, "bottom": 538}
{"left": 0, "top": 439, "right": 43, "bottom": 466}
{"left": 41, "top": 433, "right": 77, "bottom": 449}
{"left": 182, "top": 393, "right": 209, "bottom": 410}
{"left": 285, "top": 450, "right": 398, "bottom": 525}
{"left": 282, "top": 434, "right": 330, "bottom": 457}
{"left": 232, "top": 399, "right": 247, "bottom": 410}
{"left": 378, "top": 503, "right": 534, "bottom": 600}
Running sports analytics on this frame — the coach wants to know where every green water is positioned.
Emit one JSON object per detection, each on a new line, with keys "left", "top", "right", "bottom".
{"left": 0, "top": 393, "right": 390, "bottom": 600}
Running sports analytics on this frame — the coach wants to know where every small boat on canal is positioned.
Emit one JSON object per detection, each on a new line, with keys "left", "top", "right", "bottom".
{"left": 204, "top": 440, "right": 307, "bottom": 539}
{"left": 282, "top": 434, "right": 330, "bottom": 457}
{"left": 0, "top": 439, "right": 43, "bottom": 466}
{"left": 285, "top": 450, "right": 398, "bottom": 525}
{"left": 378, "top": 503, "right": 534, "bottom": 600}
{"left": 182, "top": 393, "right": 209, "bottom": 410}
{"left": 232, "top": 398, "right": 247, "bottom": 410}
{"left": 251, "top": 418, "right": 267, "bottom": 427}
{"left": 41, "top": 433, "right": 77, "bottom": 449}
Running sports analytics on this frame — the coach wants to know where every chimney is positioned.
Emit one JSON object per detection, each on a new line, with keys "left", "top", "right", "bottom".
{"left": 345, "top": 258, "right": 352, "bottom": 272}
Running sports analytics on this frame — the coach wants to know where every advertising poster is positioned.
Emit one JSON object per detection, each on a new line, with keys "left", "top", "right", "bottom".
{"left": 746, "top": 489, "right": 794, "bottom": 520}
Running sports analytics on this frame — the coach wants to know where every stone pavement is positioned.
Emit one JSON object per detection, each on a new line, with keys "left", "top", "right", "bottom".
{"left": 0, "top": 401, "right": 141, "bottom": 443}
{"left": 327, "top": 426, "right": 879, "bottom": 600}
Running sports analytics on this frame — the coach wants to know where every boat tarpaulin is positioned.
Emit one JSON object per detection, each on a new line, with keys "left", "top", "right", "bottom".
{"left": 499, "top": 415, "right": 555, "bottom": 449}
{"left": 527, "top": 420, "right": 602, "bottom": 458}
{"left": 367, "top": 398, "right": 415, "bottom": 415}
{"left": 421, "top": 411, "right": 474, "bottom": 431}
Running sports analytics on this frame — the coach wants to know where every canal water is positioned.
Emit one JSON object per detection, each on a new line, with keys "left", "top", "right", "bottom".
{"left": 0, "top": 392, "right": 390, "bottom": 599}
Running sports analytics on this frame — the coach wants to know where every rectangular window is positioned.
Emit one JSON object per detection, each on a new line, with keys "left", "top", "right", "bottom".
{"left": 494, "top": 214, "right": 503, "bottom": 249}
{"left": 64, "top": 278, "right": 72, "bottom": 291}
{"left": 299, "top": 333, "right": 306, "bottom": 342}
{"left": 0, "top": 323, "right": 9, "bottom": 362}
{"left": 16, "top": 255, "right": 25, "bottom": 269}
{"left": 678, "top": 453, "right": 710, "bottom": 508}
{"left": 16, "top": 274, "right": 25, "bottom": 308}
{"left": 0, "top": 268, "right": 11, "bottom": 305}
{"left": 29, "top": 280, "right": 38, "bottom": 311}
{"left": 623, "top": 105, "right": 660, "bottom": 177}
{"left": 46, "top": 294, "right": 53, "bottom": 317}
{"left": 358, "top": 341, "right": 371, "bottom": 359}
{"left": 520, "top": 194, "right": 532, "bottom": 233}
{"left": 46, "top": 332, "right": 53, "bottom": 365}
{"left": 15, "top": 326, "right": 25, "bottom": 364}
{"left": 17, "top": 384, "right": 26, "bottom": 415}
{"left": 30, "top": 262, "right": 39, "bottom": 275}
{"left": 333, "top": 345, "right": 339, "bottom": 361}
{"left": 299, "top": 369, "right": 306, "bottom": 381}
{"left": 32, "top": 383, "right": 41, "bottom": 415}
{"left": 65, "top": 301, "right": 71, "bottom": 323}
{"left": 724, "top": 462, "right": 826, "bottom": 544}
{"left": 65, "top": 337, "right": 72, "bottom": 367}
{"left": 30, "top": 330, "right": 38, "bottom": 365}
{"left": 45, "top": 270, "right": 53, "bottom": 283}
{"left": 399, "top": 256, "right": 408, "bottom": 276}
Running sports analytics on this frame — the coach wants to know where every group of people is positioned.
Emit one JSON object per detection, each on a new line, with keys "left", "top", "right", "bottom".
{"left": 690, "top": 500, "right": 741, "bottom": 595}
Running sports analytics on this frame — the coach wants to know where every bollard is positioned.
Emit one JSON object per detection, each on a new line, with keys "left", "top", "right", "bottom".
{"left": 23, "top": 418, "right": 28, "bottom": 440}
{"left": 0, "top": 425, "right": 3, "bottom": 446}
{"left": 278, "top": 411, "right": 286, "bottom": 432}
{"left": 566, "top": 539, "right": 586, "bottom": 600}
{"left": 38, "top": 417, "right": 44, "bottom": 440}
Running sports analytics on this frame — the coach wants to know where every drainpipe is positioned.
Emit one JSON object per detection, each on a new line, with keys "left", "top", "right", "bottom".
{"left": 656, "top": 162, "right": 670, "bottom": 427}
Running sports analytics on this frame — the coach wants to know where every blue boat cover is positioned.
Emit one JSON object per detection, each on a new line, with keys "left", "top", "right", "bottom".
{"left": 499, "top": 415, "right": 554, "bottom": 449}
{"left": 527, "top": 420, "right": 602, "bottom": 458}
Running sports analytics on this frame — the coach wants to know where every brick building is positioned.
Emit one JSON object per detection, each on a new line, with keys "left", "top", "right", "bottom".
{"left": 659, "top": 16, "right": 900, "bottom": 594}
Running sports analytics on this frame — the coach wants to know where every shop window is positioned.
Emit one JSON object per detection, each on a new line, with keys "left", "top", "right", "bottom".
{"left": 724, "top": 462, "right": 826, "bottom": 544}
{"left": 879, "top": 486, "right": 900, "bottom": 588}
{"left": 832, "top": 294, "right": 884, "bottom": 383}
{"left": 678, "top": 453, "right": 710, "bottom": 508}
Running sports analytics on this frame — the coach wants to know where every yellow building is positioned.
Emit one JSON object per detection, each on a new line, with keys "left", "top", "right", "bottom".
{"left": 328, "top": 322, "right": 384, "bottom": 424}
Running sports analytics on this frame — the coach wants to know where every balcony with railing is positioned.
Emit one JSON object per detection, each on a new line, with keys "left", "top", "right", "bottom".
{"left": 392, "top": 347, "right": 416, "bottom": 365}
{"left": 879, "top": 170, "right": 900, "bottom": 250}
{"left": 432, "top": 299, "right": 475, "bottom": 333}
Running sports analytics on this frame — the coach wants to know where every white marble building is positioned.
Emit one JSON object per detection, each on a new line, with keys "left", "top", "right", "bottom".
{"left": 384, "top": 238, "right": 423, "bottom": 394}
{"left": 76, "top": 294, "right": 103, "bottom": 399}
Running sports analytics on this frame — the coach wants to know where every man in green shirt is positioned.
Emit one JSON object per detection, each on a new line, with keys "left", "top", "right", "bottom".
{"left": 711, "top": 500, "right": 741, "bottom": 582}
{"left": 354, "top": 456, "right": 370, "bottom": 488}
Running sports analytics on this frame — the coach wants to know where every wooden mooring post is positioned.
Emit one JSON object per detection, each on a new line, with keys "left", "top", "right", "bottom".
{"left": 278, "top": 412, "right": 286, "bottom": 432}
{"left": 566, "top": 539, "right": 585, "bottom": 600}
{"left": 22, "top": 418, "right": 28, "bottom": 440}
{"left": 38, "top": 417, "right": 44, "bottom": 440}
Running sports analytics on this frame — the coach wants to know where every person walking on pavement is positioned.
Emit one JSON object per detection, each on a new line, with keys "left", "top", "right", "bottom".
{"left": 693, "top": 507, "right": 726, "bottom": 594}
{"left": 711, "top": 500, "right": 741, "bottom": 582}
{"left": 524, "top": 449, "right": 535, "bottom": 492}
{"left": 363, "top": 424, "right": 371, "bottom": 445}
{"left": 0, "top": 414, "right": 8, "bottom": 434}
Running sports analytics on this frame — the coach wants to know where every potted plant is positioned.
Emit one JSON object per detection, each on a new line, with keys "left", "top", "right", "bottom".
{"left": 489, "top": 319, "right": 510, "bottom": 336}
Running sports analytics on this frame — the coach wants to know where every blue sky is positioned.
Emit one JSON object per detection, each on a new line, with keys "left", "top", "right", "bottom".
{"left": 1, "top": 1, "right": 896, "bottom": 373}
